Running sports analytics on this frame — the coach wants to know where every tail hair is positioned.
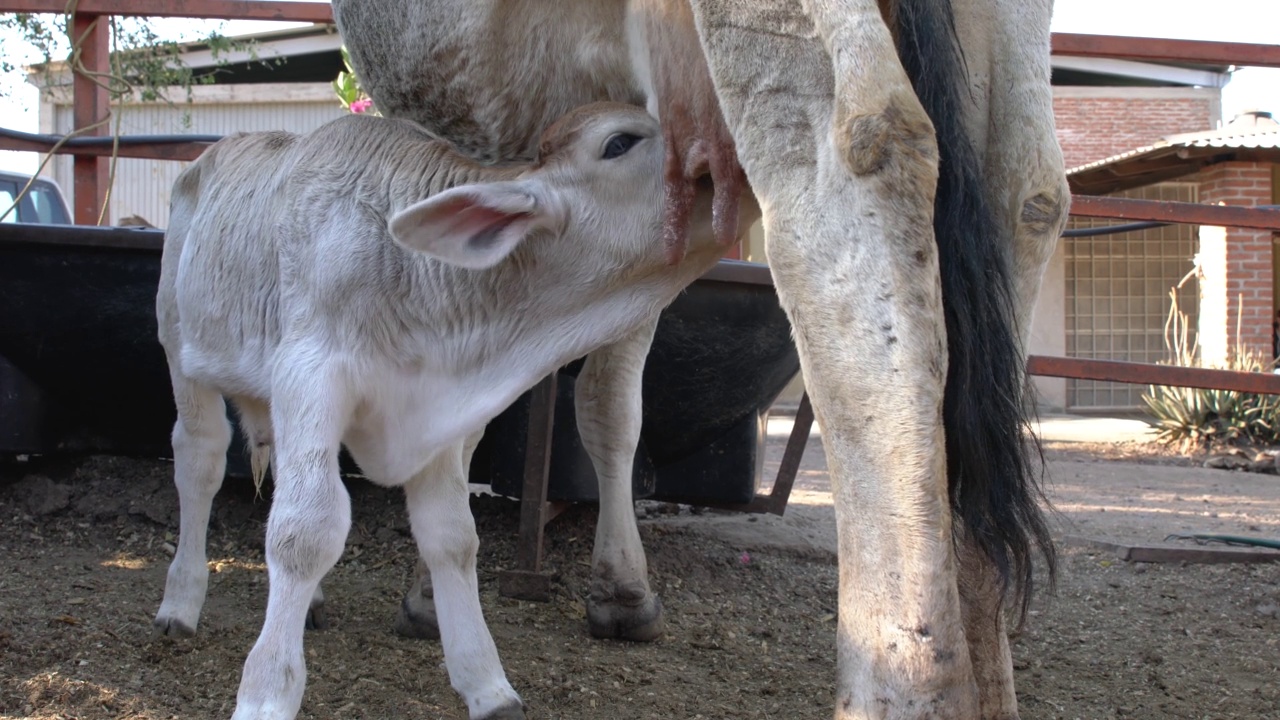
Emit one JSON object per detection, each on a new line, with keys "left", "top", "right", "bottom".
{"left": 890, "top": 0, "right": 1056, "bottom": 623}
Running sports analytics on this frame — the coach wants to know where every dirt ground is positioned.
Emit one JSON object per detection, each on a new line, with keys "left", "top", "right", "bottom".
{"left": 2, "top": 416, "right": 1280, "bottom": 720}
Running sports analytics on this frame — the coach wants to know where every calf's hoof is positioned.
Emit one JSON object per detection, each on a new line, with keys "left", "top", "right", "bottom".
{"left": 152, "top": 614, "right": 197, "bottom": 639}
{"left": 477, "top": 699, "right": 526, "bottom": 720}
{"left": 587, "top": 590, "right": 664, "bottom": 642}
{"left": 393, "top": 594, "right": 441, "bottom": 640}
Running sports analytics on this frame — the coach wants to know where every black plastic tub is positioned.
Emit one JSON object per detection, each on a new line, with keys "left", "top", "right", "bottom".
{"left": 0, "top": 223, "right": 799, "bottom": 504}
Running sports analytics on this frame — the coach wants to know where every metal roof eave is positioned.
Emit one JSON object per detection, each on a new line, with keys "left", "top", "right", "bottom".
{"left": 1068, "top": 144, "right": 1280, "bottom": 196}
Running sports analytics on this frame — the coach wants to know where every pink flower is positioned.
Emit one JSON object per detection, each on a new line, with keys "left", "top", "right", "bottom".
{"left": 739, "top": 551, "right": 751, "bottom": 565}
{"left": 350, "top": 98, "right": 373, "bottom": 114}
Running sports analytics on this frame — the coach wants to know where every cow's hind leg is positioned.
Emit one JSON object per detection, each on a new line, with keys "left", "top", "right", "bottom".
{"left": 576, "top": 320, "right": 664, "bottom": 642}
{"left": 394, "top": 557, "right": 438, "bottom": 639}
{"left": 393, "top": 428, "right": 484, "bottom": 640}
{"left": 404, "top": 440, "right": 524, "bottom": 720}
{"left": 951, "top": 0, "right": 1068, "bottom": 716}
{"left": 154, "top": 369, "right": 232, "bottom": 638}
{"left": 689, "top": 0, "right": 982, "bottom": 716}
{"left": 232, "top": 366, "right": 350, "bottom": 720}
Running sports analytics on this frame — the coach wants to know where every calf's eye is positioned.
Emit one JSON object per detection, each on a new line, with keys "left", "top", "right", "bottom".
{"left": 602, "top": 133, "right": 642, "bottom": 160}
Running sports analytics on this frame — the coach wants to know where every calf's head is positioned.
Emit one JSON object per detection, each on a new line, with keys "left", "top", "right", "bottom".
{"left": 387, "top": 102, "right": 753, "bottom": 275}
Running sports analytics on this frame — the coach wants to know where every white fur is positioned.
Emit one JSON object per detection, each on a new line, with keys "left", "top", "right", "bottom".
{"left": 153, "top": 105, "right": 757, "bottom": 720}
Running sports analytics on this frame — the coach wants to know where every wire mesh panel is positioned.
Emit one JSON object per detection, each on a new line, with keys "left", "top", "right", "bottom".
{"left": 1065, "top": 183, "right": 1200, "bottom": 410}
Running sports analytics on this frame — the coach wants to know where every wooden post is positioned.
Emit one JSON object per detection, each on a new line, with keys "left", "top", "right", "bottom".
{"left": 71, "top": 11, "right": 110, "bottom": 225}
{"left": 498, "top": 374, "right": 561, "bottom": 601}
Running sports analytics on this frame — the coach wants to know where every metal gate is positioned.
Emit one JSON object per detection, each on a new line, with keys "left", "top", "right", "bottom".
{"left": 1065, "top": 183, "right": 1201, "bottom": 410}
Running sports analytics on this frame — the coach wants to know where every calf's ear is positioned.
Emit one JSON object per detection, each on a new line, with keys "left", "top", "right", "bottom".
{"left": 388, "top": 181, "right": 562, "bottom": 269}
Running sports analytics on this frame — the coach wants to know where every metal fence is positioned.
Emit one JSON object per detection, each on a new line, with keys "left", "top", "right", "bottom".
{"left": 3, "top": 0, "right": 1280, "bottom": 395}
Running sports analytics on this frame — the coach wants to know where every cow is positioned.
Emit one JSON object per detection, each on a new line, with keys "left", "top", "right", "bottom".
{"left": 152, "top": 102, "right": 757, "bottom": 719}
{"left": 332, "top": 0, "right": 1070, "bottom": 717}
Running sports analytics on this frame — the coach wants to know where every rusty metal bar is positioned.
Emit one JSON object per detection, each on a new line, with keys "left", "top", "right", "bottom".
{"left": 0, "top": 0, "right": 333, "bottom": 22}
{"left": 71, "top": 10, "right": 109, "bottom": 225}
{"left": 1063, "top": 535, "right": 1280, "bottom": 565}
{"left": 1027, "top": 355, "right": 1280, "bottom": 395}
{"left": 0, "top": 133, "right": 213, "bottom": 162}
{"left": 1052, "top": 33, "right": 1280, "bottom": 69}
{"left": 515, "top": 373, "right": 557, "bottom": 573}
{"left": 1070, "top": 195, "right": 1280, "bottom": 232}
{"left": 758, "top": 391, "right": 813, "bottom": 516}
{"left": 498, "top": 373, "right": 559, "bottom": 602}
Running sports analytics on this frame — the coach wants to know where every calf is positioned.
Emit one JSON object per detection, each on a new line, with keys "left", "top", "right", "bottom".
{"left": 153, "top": 102, "right": 755, "bottom": 720}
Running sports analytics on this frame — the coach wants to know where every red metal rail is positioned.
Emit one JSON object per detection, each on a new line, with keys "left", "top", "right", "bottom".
{"left": 70, "top": 11, "right": 109, "bottom": 224}
{"left": 1052, "top": 32, "right": 1280, "bottom": 69}
{"left": 1028, "top": 356, "right": 1280, "bottom": 396}
{"left": 1070, "top": 196, "right": 1280, "bottom": 232}
{"left": 1, "top": 0, "right": 332, "bottom": 22}
{"left": 0, "top": 133, "right": 212, "bottom": 161}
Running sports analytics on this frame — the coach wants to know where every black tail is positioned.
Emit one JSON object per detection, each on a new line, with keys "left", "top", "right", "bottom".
{"left": 889, "top": 0, "right": 1055, "bottom": 622}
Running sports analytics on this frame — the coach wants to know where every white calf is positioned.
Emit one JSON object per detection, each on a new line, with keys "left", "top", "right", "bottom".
{"left": 152, "top": 102, "right": 755, "bottom": 720}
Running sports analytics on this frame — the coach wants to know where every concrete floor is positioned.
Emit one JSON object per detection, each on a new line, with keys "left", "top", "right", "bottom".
{"left": 1032, "top": 413, "right": 1156, "bottom": 444}
{"left": 698, "top": 409, "right": 1280, "bottom": 559}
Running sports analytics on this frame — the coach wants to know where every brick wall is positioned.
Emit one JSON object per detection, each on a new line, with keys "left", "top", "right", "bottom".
{"left": 1053, "top": 87, "right": 1219, "bottom": 170}
{"left": 1192, "top": 162, "right": 1275, "bottom": 363}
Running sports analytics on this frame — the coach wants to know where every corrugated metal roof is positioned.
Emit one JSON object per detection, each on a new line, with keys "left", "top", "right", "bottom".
{"left": 1069, "top": 112, "right": 1280, "bottom": 175}
{"left": 1066, "top": 112, "right": 1280, "bottom": 194}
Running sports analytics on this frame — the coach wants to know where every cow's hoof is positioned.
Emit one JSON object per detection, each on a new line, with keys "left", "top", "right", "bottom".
{"left": 587, "top": 590, "right": 664, "bottom": 642}
{"left": 152, "top": 614, "right": 197, "bottom": 639}
{"left": 476, "top": 699, "right": 526, "bottom": 720}
{"left": 305, "top": 601, "right": 329, "bottom": 631}
{"left": 393, "top": 594, "right": 440, "bottom": 640}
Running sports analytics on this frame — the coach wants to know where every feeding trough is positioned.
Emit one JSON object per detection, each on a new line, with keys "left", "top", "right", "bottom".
{"left": 0, "top": 222, "right": 799, "bottom": 505}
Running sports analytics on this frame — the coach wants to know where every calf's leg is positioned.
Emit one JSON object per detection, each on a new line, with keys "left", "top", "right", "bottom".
{"left": 404, "top": 440, "right": 524, "bottom": 720}
{"left": 576, "top": 319, "right": 665, "bottom": 642}
{"left": 394, "top": 428, "right": 484, "bottom": 640}
{"left": 233, "top": 397, "right": 332, "bottom": 633}
{"left": 154, "top": 369, "right": 232, "bottom": 637}
{"left": 394, "top": 321, "right": 666, "bottom": 647}
{"left": 232, "top": 369, "right": 351, "bottom": 720}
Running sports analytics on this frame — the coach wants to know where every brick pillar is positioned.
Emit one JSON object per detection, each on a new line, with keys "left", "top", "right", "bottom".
{"left": 1196, "top": 162, "right": 1274, "bottom": 366}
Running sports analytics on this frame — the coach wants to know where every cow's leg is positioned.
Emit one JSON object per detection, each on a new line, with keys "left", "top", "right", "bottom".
{"left": 394, "top": 557, "right": 438, "bottom": 639}
{"left": 965, "top": 0, "right": 1071, "bottom": 339}
{"left": 576, "top": 319, "right": 664, "bottom": 641}
{"left": 957, "top": 542, "right": 1017, "bottom": 718}
{"left": 232, "top": 366, "right": 350, "bottom": 720}
{"left": 394, "top": 428, "right": 484, "bottom": 640}
{"left": 687, "top": 1, "right": 979, "bottom": 716}
{"left": 226, "top": 397, "right": 332, "bottom": 632}
{"left": 154, "top": 370, "right": 232, "bottom": 637}
{"left": 952, "top": 1, "right": 1069, "bottom": 716}
{"left": 404, "top": 440, "right": 524, "bottom": 720}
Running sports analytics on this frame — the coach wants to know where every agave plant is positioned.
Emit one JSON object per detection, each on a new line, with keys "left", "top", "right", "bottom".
{"left": 1142, "top": 289, "right": 1280, "bottom": 452}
